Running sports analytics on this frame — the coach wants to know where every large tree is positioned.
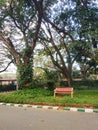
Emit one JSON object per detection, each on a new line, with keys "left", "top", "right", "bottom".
{"left": 70, "top": 0, "right": 98, "bottom": 78}
{"left": 0, "top": 0, "right": 44, "bottom": 88}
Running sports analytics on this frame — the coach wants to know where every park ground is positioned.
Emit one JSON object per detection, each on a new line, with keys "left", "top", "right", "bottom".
{"left": 0, "top": 88, "right": 98, "bottom": 109}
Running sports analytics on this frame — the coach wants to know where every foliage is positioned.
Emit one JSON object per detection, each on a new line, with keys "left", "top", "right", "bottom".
{"left": 0, "top": 0, "right": 6, "bottom": 7}
{"left": 94, "top": 49, "right": 98, "bottom": 62}
{"left": 17, "top": 61, "right": 33, "bottom": 89}
{"left": 16, "top": 46, "right": 33, "bottom": 88}
{"left": 70, "top": 0, "right": 98, "bottom": 62}
{"left": 73, "top": 80, "right": 98, "bottom": 90}
{"left": 0, "top": 83, "right": 16, "bottom": 92}
{"left": 33, "top": 67, "right": 60, "bottom": 90}
{"left": 31, "top": 79, "right": 47, "bottom": 89}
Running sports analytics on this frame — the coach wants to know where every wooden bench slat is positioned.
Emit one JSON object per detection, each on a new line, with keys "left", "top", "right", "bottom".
{"left": 55, "top": 88, "right": 72, "bottom": 92}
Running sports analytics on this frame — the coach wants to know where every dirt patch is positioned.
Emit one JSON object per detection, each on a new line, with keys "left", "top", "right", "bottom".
{"left": 26, "top": 102, "right": 98, "bottom": 109}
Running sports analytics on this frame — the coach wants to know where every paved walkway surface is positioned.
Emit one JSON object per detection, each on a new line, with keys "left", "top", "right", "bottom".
{"left": 0, "top": 105, "right": 98, "bottom": 130}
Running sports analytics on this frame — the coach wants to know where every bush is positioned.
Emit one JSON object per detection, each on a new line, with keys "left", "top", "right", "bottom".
{"left": 73, "top": 80, "right": 98, "bottom": 90}
{"left": 30, "top": 79, "right": 47, "bottom": 89}
{"left": 0, "top": 83, "right": 16, "bottom": 92}
{"left": 53, "top": 79, "right": 98, "bottom": 90}
{"left": 47, "top": 80, "right": 55, "bottom": 90}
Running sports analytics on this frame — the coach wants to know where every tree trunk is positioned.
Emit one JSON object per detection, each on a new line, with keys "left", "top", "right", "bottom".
{"left": 67, "top": 74, "right": 72, "bottom": 87}
{"left": 67, "top": 63, "right": 73, "bottom": 87}
{"left": 17, "top": 59, "right": 33, "bottom": 89}
{"left": 62, "top": 63, "right": 73, "bottom": 87}
{"left": 81, "top": 64, "right": 87, "bottom": 80}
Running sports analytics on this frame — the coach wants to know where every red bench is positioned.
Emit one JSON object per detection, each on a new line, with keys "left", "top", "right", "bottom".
{"left": 54, "top": 88, "right": 73, "bottom": 98}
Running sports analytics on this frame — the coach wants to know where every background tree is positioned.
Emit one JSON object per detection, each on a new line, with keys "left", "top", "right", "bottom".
{"left": 39, "top": 23, "right": 77, "bottom": 87}
{"left": 39, "top": 0, "right": 78, "bottom": 87}
{"left": 41, "top": 0, "right": 98, "bottom": 86}
{"left": 70, "top": 0, "right": 98, "bottom": 79}
{"left": 70, "top": 0, "right": 98, "bottom": 60}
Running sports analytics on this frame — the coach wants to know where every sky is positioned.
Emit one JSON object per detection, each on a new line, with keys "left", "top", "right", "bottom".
{"left": 0, "top": 63, "right": 17, "bottom": 74}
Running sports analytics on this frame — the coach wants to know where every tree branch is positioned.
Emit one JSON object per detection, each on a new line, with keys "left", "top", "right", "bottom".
{"left": 0, "top": 60, "right": 13, "bottom": 73}
{"left": 43, "top": 16, "right": 74, "bottom": 42}
{"left": 46, "top": 24, "right": 69, "bottom": 71}
{"left": 30, "top": 0, "right": 43, "bottom": 50}
{"left": 0, "top": 31, "right": 22, "bottom": 65}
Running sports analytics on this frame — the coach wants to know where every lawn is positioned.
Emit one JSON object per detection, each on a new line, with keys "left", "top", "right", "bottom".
{"left": 0, "top": 88, "right": 98, "bottom": 108}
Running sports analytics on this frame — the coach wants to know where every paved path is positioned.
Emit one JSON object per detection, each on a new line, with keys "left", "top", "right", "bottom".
{"left": 0, "top": 105, "right": 98, "bottom": 130}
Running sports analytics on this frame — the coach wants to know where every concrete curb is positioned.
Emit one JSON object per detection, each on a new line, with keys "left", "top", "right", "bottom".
{"left": 0, "top": 102, "right": 98, "bottom": 114}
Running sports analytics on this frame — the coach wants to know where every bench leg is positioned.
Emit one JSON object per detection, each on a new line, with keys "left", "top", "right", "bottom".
{"left": 71, "top": 91, "right": 73, "bottom": 98}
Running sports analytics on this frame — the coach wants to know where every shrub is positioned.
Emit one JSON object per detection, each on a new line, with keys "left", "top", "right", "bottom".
{"left": 47, "top": 80, "right": 55, "bottom": 90}
{"left": 73, "top": 80, "right": 98, "bottom": 90}
{"left": 0, "top": 83, "right": 16, "bottom": 92}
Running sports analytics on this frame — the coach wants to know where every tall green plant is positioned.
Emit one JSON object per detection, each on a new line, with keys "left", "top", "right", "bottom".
{"left": 17, "top": 62, "right": 33, "bottom": 89}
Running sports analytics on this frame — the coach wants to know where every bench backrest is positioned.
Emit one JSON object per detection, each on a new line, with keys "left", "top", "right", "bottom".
{"left": 55, "top": 88, "right": 73, "bottom": 92}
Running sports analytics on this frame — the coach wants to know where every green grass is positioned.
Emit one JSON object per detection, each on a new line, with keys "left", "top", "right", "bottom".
{"left": 0, "top": 88, "right": 98, "bottom": 108}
